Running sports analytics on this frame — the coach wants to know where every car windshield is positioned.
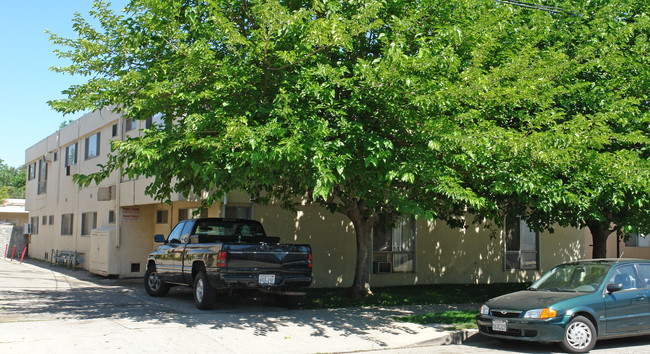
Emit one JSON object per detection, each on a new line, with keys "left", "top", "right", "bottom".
{"left": 530, "top": 263, "right": 611, "bottom": 292}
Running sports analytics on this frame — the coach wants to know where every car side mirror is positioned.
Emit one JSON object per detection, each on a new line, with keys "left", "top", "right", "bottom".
{"left": 154, "top": 234, "right": 166, "bottom": 243}
{"left": 607, "top": 283, "right": 623, "bottom": 293}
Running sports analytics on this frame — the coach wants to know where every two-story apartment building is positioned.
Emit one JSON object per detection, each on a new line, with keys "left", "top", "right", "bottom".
{"left": 24, "top": 108, "right": 647, "bottom": 287}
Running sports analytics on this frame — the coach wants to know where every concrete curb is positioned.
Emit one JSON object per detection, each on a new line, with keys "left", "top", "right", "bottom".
{"left": 410, "top": 329, "right": 478, "bottom": 347}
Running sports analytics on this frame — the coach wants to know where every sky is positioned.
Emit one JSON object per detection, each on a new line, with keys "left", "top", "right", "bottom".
{"left": 0, "top": 0, "right": 128, "bottom": 168}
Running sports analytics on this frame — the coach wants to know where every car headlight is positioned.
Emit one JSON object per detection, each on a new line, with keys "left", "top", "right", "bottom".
{"left": 523, "top": 308, "right": 557, "bottom": 319}
{"left": 480, "top": 304, "right": 490, "bottom": 315}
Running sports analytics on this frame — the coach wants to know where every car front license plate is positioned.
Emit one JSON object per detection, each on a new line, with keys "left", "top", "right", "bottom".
{"left": 259, "top": 274, "right": 276, "bottom": 286}
{"left": 492, "top": 319, "right": 508, "bottom": 332}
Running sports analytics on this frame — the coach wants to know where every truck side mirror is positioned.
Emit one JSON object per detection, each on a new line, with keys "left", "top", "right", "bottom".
{"left": 607, "top": 283, "right": 623, "bottom": 293}
{"left": 154, "top": 234, "right": 166, "bottom": 243}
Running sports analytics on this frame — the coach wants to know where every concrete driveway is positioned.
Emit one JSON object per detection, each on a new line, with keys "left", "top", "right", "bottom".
{"left": 0, "top": 258, "right": 475, "bottom": 353}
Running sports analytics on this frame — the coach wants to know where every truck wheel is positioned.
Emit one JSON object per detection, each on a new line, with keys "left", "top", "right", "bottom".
{"left": 193, "top": 271, "right": 216, "bottom": 310}
{"left": 144, "top": 265, "right": 170, "bottom": 297}
{"left": 560, "top": 316, "right": 596, "bottom": 353}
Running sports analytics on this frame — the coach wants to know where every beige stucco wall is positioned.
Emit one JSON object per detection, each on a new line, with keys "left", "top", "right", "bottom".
{"left": 24, "top": 108, "right": 605, "bottom": 284}
{"left": 255, "top": 203, "right": 587, "bottom": 288}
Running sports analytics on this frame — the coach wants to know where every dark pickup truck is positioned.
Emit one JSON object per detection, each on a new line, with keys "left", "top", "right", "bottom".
{"left": 144, "top": 218, "right": 312, "bottom": 309}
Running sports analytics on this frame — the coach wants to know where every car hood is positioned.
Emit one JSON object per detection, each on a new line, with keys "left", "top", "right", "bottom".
{"left": 486, "top": 290, "right": 584, "bottom": 311}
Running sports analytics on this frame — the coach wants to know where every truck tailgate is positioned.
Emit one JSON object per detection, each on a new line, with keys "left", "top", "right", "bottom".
{"left": 224, "top": 243, "right": 311, "bottom": 271}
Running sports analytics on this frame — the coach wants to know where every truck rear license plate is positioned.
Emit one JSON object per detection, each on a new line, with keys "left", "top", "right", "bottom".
{"left": 259, "top": 274, "right": 276, "bottom": 286}
{"left": 493, "top": 319, "right": 508, "bottom": 332}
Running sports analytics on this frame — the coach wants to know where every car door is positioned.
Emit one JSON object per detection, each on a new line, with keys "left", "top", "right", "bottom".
{"left": 635, "top": 263, "right": 650, "bottom": 332}
{"left": 604, "top": 264, "right": 648, "bottom": 334}
{"left": 173, "top": 220, "right": 195, "bottom": 283}
{"left": 156, "top": 221, "right": 186, "bottom": 282}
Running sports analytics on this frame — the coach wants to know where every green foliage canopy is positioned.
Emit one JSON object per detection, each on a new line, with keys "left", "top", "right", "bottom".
{"left": 49, "top": 0, "right": 650, "bottom": 293}
{"left": 0, "top": 159, "right": 26, "bottom": 199}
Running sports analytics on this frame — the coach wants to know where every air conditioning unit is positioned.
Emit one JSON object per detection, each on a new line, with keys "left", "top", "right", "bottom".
{"left": 23, "top": 223, "right": 32, "bottom": 234}
{"left": 43, "top": 152, "right": 54, "bottom": 162}
{"left": 373, "top": 261, "right": 392, "bottom": 273}
{"left": 97, "top": 186, "right": 115, "bottom": 201}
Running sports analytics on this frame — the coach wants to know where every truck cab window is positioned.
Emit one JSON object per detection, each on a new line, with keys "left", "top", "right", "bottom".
{"left": 168, "top": 221, "right": 186, "bottom": 243}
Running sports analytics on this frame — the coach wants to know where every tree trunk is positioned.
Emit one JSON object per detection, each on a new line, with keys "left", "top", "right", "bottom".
{"left": 586, "top": 221, "right": 612, "bottom": 259}
{"left": 344, "top": 202, "right": 375, "bottom": 299}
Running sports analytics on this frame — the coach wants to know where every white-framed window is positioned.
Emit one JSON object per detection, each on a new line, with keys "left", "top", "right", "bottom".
{"left": 41, "top": 216, "right": 47, "bottom": 225}
{"left": 37, "top": 159, "right": 47, "bottom": 195}
{"left": 108, "top": 210, "right": 115, "bottom": 224}
{"left": 112, "top": 124, "right": 118, "bottom": 137}
{"left": 505, "top": 216, "right": 539, "bottom": 270}
{"left": 61, "top": 214, "right": 74, "bottom": 235}
{"left": 156, "top": 210, "right": 169, "bottom": 224}
{"left": 372, "top": 215, "right": 416, "bottom": 273}
{"left": 124, "top": 118, "right": 135, "bottom": 132}
{"left": 84, "top": 132, "right": 100, "bottom": 160}
{"left": 81, "top": 212, "right": 97, "bottom": 236}
{"left": 30, "top": 216, "right": 39, "bottom": 235}
{"left": 27, "top": 162, "right": 36, "bottom": 180}
{"left": 65, "top": 143, "right": 78, "bottom": 166}
{"left": 625, "top": 233, "right": 649, "bottom": 247}
{"left": 48, "top": 215, "right": 54, "bottom": 225}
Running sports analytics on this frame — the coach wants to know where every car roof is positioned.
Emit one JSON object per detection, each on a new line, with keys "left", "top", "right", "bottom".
{"left": 565, "top": 258, "right": 649, "bottom": 266}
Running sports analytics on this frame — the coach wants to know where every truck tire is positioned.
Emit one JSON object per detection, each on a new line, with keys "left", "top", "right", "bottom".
{"left": 193, "top": 270, "right": 216, "bottom": 310}
{"left": 144, "top": 265, "right": 170, "bottom": 297}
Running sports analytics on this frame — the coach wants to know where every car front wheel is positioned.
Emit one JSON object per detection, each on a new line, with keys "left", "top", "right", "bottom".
{"left": 560, "top": 316, "right": 596, "bottom": 353}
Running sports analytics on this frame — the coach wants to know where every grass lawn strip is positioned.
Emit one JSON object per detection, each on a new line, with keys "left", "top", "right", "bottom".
{"left": 393, "top": 310, "right": 478, "bottom": 330}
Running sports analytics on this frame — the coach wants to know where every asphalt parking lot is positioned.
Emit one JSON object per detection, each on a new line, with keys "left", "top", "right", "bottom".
{"left": 2, "top": 258, "right": 649, "bottom": 353}
{"left": 0, "top": 258, "right": 475, "bottom": 353}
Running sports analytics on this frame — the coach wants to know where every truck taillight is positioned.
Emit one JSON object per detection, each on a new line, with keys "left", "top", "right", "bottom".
{"left": 308, "top": 253, "right": 312, "bottom": 268}
{"left": 217, "top": 251, "right": 227, "bottom": 267}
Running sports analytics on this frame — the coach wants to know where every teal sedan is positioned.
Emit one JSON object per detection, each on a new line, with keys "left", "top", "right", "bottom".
{"left": 476, "top": 259, "right": 650, "bottom": 353}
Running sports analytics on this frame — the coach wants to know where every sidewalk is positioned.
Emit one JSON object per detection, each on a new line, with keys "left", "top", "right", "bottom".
{"left": 0, "top": 257, "right": 478, "bottom": 353}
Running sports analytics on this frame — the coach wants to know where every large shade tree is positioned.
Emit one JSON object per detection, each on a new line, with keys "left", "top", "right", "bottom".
{"left": 49, "top": 0, "right": 650, "bottom": 296}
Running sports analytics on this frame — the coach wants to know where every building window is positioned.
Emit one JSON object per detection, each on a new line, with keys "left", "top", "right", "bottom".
{"left": 505, "top": 216, "right": 539, "bottom": 270}
{"left": 625, "top": 233, "right": 649, "bottom": 247}
{"left": 61, "top": 214, "right": 74, "bottom": 235}
{"left": 53, "top": 152, "right": 58, "bottom": 161}
{"left": 48, "top": 215, "right": 54, "bottom": 225}
{"left": 30, "top": 216, "right": 39, "bottom": 235}
{"left": 146, "top": 113, "right": 164, "bottom": 129}
{"left": 156, "top": 210, "right": 169, "bottom": 224}
{"left": 42, "top": 216, "right": 47, "bottom": 225}
{"left": 85, "top": 132, "right": 100, "bottom": 160}
{"left": 65, "top": 143, "right": 78, "bottom": 166}
{"left": 81, "top": 212, "right": 97, "bottom": 236}
{"left": 108, "top": 210, "right": 115, "bottom": 224}
{"left": 27, "top": 162, "right": 36, "bottom": 180}
{"left": 178, "top": 208, "right": 206, "bottom": 222}
{"left": 125, "top": 118, "right": 135, "bottom": 132}
{"left": 372, "top": 215, "right": 416, "bottom": 273}
{"left": 37, "top": 159, "right": 47, "bottom": 195}
{"left": 225, "top": 205, "right": 252, "bottom": 219}
{"left": 65, "top": 143, "right": 78, "bottom": 176}
{"left": 112, "top": 124, "right": 118, "bottom": 137}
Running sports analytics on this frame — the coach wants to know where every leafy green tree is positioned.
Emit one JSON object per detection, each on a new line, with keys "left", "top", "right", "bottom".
{"left": 444, "top": 0, "right": 650, "bottom": 258}
{"left": 49, "top": 0, "right": 650, "bottom": 297}
{"left": 0, "top": 159, "right": 26, "bottom": 199}
{"left": 49, "top": 0, "right": 491, "bottom": 297}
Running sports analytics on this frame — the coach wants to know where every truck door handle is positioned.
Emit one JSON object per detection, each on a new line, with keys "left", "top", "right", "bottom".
{"left": 635, "top": 295, "right": 647, "bottom": 301}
